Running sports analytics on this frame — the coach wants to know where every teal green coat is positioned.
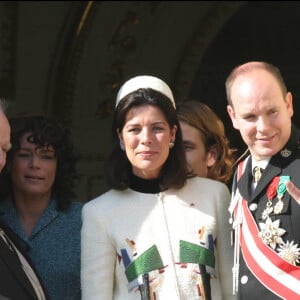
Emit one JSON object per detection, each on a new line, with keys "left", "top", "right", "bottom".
{"left": 0, "top": 198, "right": 83, "bottom": 300}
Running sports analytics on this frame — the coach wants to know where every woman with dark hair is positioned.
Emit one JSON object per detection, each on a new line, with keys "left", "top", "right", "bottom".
{"left": 81, "top": 75, "right": 233, "bottom": 300}
{"left": 0, "top": 102, "right": 49, "bottom": 300}
{"left": 177, "top": 100, "right": 236, "bottom": 184}
{"left": 0, "top": 114, "right": 82, "bottom": 300}
{"left": 107, "top": 85, "right": 187, "bottom": 191}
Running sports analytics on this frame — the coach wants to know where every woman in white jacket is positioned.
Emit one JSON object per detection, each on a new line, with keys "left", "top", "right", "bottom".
{"left": 81, "top": 75, "right": 234, "bottom": 300}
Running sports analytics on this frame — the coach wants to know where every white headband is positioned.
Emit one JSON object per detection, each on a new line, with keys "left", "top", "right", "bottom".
{"left": 115, "top": 75, "right": 176, "bottom": 108}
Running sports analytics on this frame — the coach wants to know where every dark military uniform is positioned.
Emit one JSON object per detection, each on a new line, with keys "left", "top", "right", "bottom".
{"left": 232, "top": 125, "right": 300, "bottom": 300}
{"left": 0, "top": 220, "right": 48, "bottom": 300}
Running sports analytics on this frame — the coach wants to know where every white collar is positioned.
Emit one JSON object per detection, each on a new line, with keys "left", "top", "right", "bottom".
{"left": 251, "top": 157, "right": 270, "bottom": 171}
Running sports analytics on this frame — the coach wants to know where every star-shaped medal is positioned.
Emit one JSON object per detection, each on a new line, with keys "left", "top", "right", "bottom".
{"left": 258, "top": 217, "right": 286, "bottom": 249}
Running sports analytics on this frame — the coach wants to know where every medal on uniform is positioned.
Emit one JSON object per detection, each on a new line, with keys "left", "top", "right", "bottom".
{"left": 262, "top": 202, "right": 273, "bottom": 220}
{"left": 274, "top": 197, "right": 284, "bottom": 214}
{"left": 274, "top": 176, "right": 290, "bottom": 214}
{"left": 258, "top": 217, "right": 286, "bottom": 249}
{"left": 262, "top": 176, "right": 279, "bottom": 220}
{"left": 278, "top": 240, "right": 300, "bottom": 265}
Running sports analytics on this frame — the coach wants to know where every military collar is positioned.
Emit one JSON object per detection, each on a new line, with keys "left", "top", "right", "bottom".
{"left": 270, "top": 124, "right": 300, "bottom": 168}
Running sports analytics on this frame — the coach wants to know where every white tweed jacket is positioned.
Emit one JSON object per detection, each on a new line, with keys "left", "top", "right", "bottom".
{"left": 81, "top": 176, "right": 234, "bottom": 300}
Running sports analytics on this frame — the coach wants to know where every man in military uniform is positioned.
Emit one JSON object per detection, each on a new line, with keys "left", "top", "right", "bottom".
{"left": 226, "top": 61, "right": 300, "bottom": 299}
{"left": 0, "top": 101, "right": 48, "bottom": 300}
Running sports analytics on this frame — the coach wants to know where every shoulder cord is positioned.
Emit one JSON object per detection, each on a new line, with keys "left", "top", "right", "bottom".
{"left": 228, "top": 156, "right": 250, "bottom": 295}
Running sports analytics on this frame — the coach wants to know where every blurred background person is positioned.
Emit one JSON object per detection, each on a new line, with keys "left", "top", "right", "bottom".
{"left": 81, "top": 75, "right": 234, "bottom": 300}
{"left": 177, "top": 100, "right": 236, "bottom": 184}
{"left": 0, "top": 103, "right": 48, "bottom": 300}
{"left": 0, "top": 114, "right": 82, "bottom": 300}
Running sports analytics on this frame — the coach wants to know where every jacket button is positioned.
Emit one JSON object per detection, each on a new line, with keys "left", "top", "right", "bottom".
{"left": 241, "top": 275, "right": 248, "bottom": 284}
{"left": 249, "top": 203, "right": 258, "bottom": 211}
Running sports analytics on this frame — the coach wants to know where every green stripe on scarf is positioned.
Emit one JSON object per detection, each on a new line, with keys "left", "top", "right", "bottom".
{"left": 125, "top": 245, "right": 164, "bottom": 282}
{"left": 180, "top": 240, "right": 215, "bottom": 267}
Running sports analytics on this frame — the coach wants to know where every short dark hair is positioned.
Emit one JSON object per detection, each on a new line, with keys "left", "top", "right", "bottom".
{"left": 0, "top": 113, "right": 79, "bottom": 210}
{"left": 105, "top": 88, "right": 188, "bottom": 190}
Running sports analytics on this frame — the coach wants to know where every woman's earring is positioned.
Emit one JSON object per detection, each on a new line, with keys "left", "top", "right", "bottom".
{"left": 169, "top": 140, "right": 175, "bottom": 149}
{"left": 120, "top": 141, "right": 125, "bottom": 151}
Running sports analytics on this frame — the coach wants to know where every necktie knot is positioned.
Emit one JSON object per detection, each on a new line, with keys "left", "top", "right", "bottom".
{"left": 253, "top": 166, "right": 263, "bottom": 183}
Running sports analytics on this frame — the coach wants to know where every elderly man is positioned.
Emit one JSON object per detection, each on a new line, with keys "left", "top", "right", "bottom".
{"left": 0, "top": 100, "right": 48, "bottom": 300}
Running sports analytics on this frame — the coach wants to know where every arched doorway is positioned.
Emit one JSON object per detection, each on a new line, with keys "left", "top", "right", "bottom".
{"left": 189, "top": 1, "right": 300, "bottom": 157}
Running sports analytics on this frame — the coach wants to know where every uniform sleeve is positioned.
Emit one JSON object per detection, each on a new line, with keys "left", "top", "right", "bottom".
{"left": 215, "top": 183, "right": 235, "bottom": 300}
{"left": 81, "top": 200, "right": 115, "bottom": 300}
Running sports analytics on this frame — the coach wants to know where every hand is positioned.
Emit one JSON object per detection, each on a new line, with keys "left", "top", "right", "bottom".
{"left": 285, "top": 180, "right": 300, "bottom": 205}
